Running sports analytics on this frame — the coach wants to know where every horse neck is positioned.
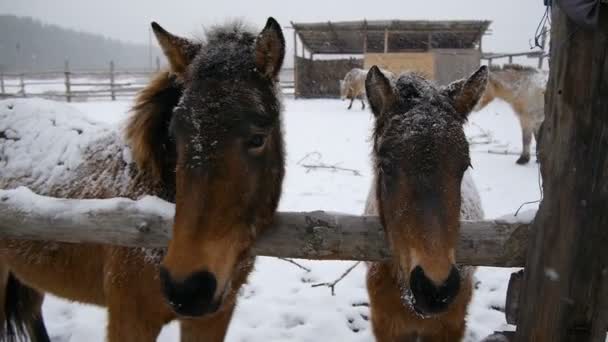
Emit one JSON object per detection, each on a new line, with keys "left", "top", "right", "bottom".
{"left": 488, "top": 75, "right": 517, "bottom": 105}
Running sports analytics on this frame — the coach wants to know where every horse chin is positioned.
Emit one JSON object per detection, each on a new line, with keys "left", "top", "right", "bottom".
{"left": 398, "top": 286, "right": 433, "bottom": 319}
{"left": 396, "top": 268, "right": 435, "bottom": 319}
{"left": 170, "top": 297, "right": 222, "bottom": 318}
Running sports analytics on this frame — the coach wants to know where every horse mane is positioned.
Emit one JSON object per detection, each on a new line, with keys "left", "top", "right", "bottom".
{"left": 125, "top": 71, "right": 182, "bottom": 183}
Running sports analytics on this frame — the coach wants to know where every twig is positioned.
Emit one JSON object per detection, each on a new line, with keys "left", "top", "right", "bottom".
{"left": 487, "top": 150, "right": 522, "bottom": 156}
{"left": 351, "top": 302, "right": 370, "bottom": 307}
{"left": 278, "top": 257, "right": 311, "bottom": 272}
{"left": 296, "top": 151, "right": 322, "bottom": 165}
{"left": 470, "top": 122, "right": 494, "bottom": 140}
{"left": 514, "top": 162, "right": 544, "bottom": 217}
{"left": 300, "top": 164, "right": 362, "bottom": 176}
{"left": 312, "top": 261, "right": 361, "bottom": 296}
{"left": 297, "top": 151, "right": 362, "bottom": 176}
{"left": 469, "top": 139, "right": 493, "bottom": 146}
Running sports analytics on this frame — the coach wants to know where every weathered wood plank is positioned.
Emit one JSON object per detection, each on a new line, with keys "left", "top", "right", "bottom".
{"left": 0, "top": 188, "right": 531, "bottom": 266}
{"left": 505, "top": 270, "right": 524, "bottom": 325}
{"left": 515, "top": 4, "right": 608, "bottom": 342}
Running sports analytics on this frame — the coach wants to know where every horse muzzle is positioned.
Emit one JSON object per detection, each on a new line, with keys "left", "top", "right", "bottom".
{"left": 408, "top": 265, "right": 461, "bottom": 315}
{"left": 159, "top": 267, "right": 222, "bottom": 317}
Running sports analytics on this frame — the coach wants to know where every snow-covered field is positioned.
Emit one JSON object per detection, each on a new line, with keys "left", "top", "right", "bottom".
{"left": 7, "top": 97, "right": 541, "bottom": 341}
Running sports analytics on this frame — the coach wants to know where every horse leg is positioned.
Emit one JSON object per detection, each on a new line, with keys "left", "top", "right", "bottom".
{"left": 179, "top": 303, "right": 236, "bottom": 342}
{"left": 107, "top": 304, "right": 165, "bottom": 342}
{"left": 516, "top": 122, "right": 533, "bottom": 165}
{"left": 348, "top": 97, "right": 354, "bottom": 110}
{"left": 361, "top": 97, "right": 366, "bottom": 110}
{"left": 0, "top": 262, "right": 7, "bottom": 332}
{"left": 367, "top": 262, "right": 416, "bottom": 342}
{"left": 419, "top": 325, "right": 466, "bottom": 342}
{"left": 0, "top": 260, "right": 50, "bottom": 342}
{"left": 105, "top": 248, "right": 172, "bottom": 342}
{"left": 107, "top": 303, "right": 164, "bottom": 342}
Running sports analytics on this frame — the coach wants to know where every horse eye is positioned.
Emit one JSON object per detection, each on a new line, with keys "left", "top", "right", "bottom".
{"left": 247, "top": 134, "right": 266, "bottom": 150}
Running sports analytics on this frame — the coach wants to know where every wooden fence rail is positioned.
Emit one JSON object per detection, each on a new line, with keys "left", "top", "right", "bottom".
{"left": 0, "top": 62, "right": 295, "bottom": 102}
{"left": 0, "top": 188, "right": 531, "bottom": 266}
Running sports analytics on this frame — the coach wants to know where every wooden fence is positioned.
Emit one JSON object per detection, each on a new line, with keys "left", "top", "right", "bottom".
{"left": 0, "top": 188, "right": 530, "bottom": 266}
{"left": 481, "top": 50, "right": 547, "bottom": 69}
{"left": 0, "top": 61, "right": 295, "bottom": 102}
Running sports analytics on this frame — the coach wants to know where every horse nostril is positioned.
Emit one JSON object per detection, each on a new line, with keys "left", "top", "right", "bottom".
{"left": 159, "top": 267, "right": 218, "bottom": 317}
{"left": 409, "top": 266, "right": 461, "bottom": 315}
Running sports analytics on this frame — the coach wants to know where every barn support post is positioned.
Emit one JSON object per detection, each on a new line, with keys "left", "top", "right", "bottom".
{"left": 514, "top": 4, "right": 608, "bottom": 341}
{"left": 384, "top": 28, "right": 389, "bottom": 53}
{"left": 362, "top": 20, "right": 368, "bottom": 53}
{"left": 109, "top": 61, "right": 116, "bottom": 101}
{"left": 292, "top": 26, "right": 298, "bottom": 99}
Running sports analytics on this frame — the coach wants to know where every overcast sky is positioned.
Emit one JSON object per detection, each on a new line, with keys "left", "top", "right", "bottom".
{"left": 1, "top": 0, "right": 547, "bottom": 66}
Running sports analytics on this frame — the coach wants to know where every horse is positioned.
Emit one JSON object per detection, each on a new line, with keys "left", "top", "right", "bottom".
{"left": 340, "top": 68, "right": 368, "bottom": 110}
{"left": 0, "top": 17, "right": 286, "bottom": 342}
{"left": 364, "top": 65, "right": 487, "bottom": 341}
{"left": 475, "top": 64, "right": 547, "bottom": 164}
{"left": 340, "top": 68, "right": 396, "bottom": 110}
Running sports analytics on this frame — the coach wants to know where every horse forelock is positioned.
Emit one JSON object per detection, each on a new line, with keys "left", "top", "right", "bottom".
{"left": 372, "top": 73, "right": 469, "bottom": 190}
{"left": 373, "top": 73, "right": 461, "bottom": 157}
{"left": 189, "top": 23, "right": 257, "bottom": 82}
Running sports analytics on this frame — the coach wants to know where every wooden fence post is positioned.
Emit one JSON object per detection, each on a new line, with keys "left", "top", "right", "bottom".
{"left": 64, "top": 60, "right": 71, "bottom": 102}
{"left": 109, "top": 61, "right": 116, "bottom": 101}
{"left": 156, "top": 56, "right": 160, "bottom": 72}
{"left": 19, "top": 73, "right": 25, "bottom": 97}
{"left": 0, "top": 72, "right": 4, "bottom": 95}
{"left": 514, "top": 4, "right": 608, "bottom": 341}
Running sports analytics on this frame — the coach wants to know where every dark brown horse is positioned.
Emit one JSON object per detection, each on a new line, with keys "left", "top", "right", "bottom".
{"left": 364, "top": 66, "right": 488, "bottom": 341}
{"left": 0, "top": 17, "right": 286, "bottom": 341}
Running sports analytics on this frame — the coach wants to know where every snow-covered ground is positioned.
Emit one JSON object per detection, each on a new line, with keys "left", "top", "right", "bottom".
{"left": 6, "top": 97, "right": 541, "bottom": 341}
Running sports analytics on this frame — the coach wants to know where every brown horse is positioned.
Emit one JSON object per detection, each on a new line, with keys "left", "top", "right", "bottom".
{"left": 364, "top": 65, "right": 487, "bottom": 341}
{"left": 0, "top": 17, "right": 286, "bottom": 342}
{"left": 475, "top": 64, "right": 546, "bottom": 164}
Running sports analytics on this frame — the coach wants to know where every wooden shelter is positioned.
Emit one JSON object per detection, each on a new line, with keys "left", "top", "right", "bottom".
{"left": 291, "top": 20, "right": 491, "bottom": 97}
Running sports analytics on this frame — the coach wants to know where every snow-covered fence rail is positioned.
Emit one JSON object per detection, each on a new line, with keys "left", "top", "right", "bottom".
{"left": 0, "top": 188, "right": 531, "bottom": 267}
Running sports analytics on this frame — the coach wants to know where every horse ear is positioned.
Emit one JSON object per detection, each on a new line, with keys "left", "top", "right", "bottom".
{"left": 443, "top": 66, "right": 489, "bottom": 120}
{"left": 366, "top": 65, "right": 396, "bottom": 117}
{"left": 151, "top": 22, "right": 200, "bottom": 75}
{"left": 255, "top": 17, "right": 285, "bottom": 79}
